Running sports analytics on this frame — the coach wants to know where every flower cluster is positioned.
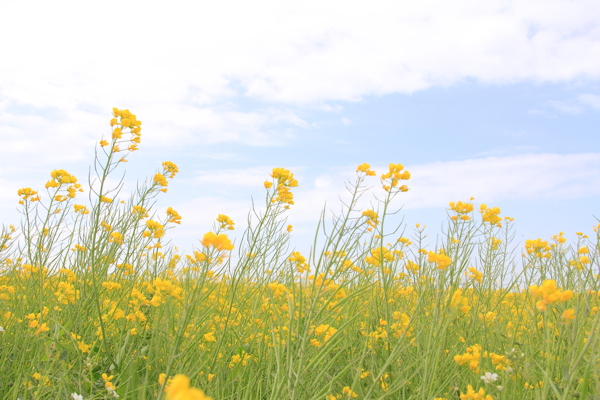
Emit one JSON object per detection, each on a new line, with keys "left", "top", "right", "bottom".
{"left": 428, "top": 250, "right": 452, "bottom": 270}
{"left": 144, "top": 220, "right": 165, "bottom": 239}
{"left": 381, "top": 163, "right": 410, "bottom": 192}
{"left": 132, "top": 205, "right": 149, "bottom": 218}
{"left": 153, "top": 162, "right": 180, "bottom": 193}
{"left": 479, "top": 204, "right": 501, "bottom": 226}
{"left": 365, "top": 247, "right": 397, "bottom": 267}
{"left": 17, "top": 188, "right": 41, "bottom": 204}
{"left": 288, "top": 251, "right": 310, "bottom": 273}
{"left": 450, "top": 288, "right": 471, "bottom": 314}
{"left": 201, "top": 232, "right": 234, "bottom": 251}
{"left": 449, "top": 200, "right": 474, "bottom": 221}
{"left": 216, "top": 214, "right": 235, "bottom": 230}
{"left": 356, "top": 162, "right": 376, "bottom": 176}
{"left": 108, "top": 108, "right": 142, "bottom": 153}
{"left": 310, "top": 324, "right": 338, "bottom": 347}
{"left": 269, "top": 167, "right": 298, "bottom": 207}
{"left": 361, "top": 209, "right": 379, "bottom": 229}
{"left": 454, "top": 344, "right": 483, "bottom": 372}
{"left": 459, "top": 385, "right": 494, "bottom": 400}
{"left": 524, "top": 238, "right": 552, "bottom": 259}
{"left": 167, "top": 207, "right": 182, "bottom": 224}
{"left": 529, "top": 279, "right": 573, "bottom": 311}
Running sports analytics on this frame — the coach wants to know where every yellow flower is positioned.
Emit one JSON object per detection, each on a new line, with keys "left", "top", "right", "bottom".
{"left": 216, "top": 214, "right": 235, "bottom": 230}
{"left": 381, "top": 163, "right": 411, "bottom": 190}
{"left": 201, "top": 232, "right": 234, "bottom": 251}
{"left": 449, "top": 200, "right": 474, "bottom": 214}
{"left": 132, "top": 205, "right": 149, "bottom": 218}
{"left": 18, "top": 187, "right": 39, "bottom": 202}
{"left": 167, "top": 207, "right": 182, "bottom": 224}
{"left": 313, "top": 324, "right": 337, "bottom": 341}
{"left": 203, "top": 331, "right": 216, "bottom": 342}
{"left": 356, "top": 162, "right": 376, "bottom": 176}
{"left": 270, "top": 167, "right": 298, "bottom": 206}
{"left": 165, "top": 374, "right": 213, "bottom": 400}
{"left": 162, "top": 161, "right": 179, "bottom": 178}
{"left": 428, "top": 250, "right": 452, "bottom": 270}
{"left": 342, "top": 386, "right": 358, "bottom": 398}
{"left": 74, "top": 204, "right": 90, "bottom": 214}
{"left": 145, "top": 220, "right": 165, "bottom": 239}
{"left": 154, "top": 173, "right": 169, "bottom": 187}
{"left": 78, "top": 341, "right": 90, "bottom": 353}
{"left": 158, "top": 373, "right": 167, "bottom": 386}
{"left": 479, "top": 204, "right": 502, "bottom": 226}
{"left": 579, "top": 255, "right": 590, "bottom": 264}
{"left": 468, "top": 267, "right": 483, "bottom": 283}
{"left": 459, "top": 385, "right": 493, "bottom": 400}
{"left": 109, "top": 231, "right": 124, "bottom": 245}
{"left": 35, "top": 322, "right": 50, "bottom": 335}
{"left": 362, "top": 209, "right": 379, "bottom": 228}
{"left": 54, "top": 281, "right": 79, "bottom": 304}
{"left": 562, "top": 308, "right": 575, "bottom": 322}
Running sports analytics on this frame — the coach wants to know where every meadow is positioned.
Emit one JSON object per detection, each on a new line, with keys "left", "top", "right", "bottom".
{"left": 0, "top": 108, "right": 598, "bottom": 400}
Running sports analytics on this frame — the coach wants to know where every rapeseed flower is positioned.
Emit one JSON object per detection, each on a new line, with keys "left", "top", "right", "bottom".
{"left": 562, "top": 308, "right": 575, "bottom": 322}
{"left": 216, "top": 214, "right": 235, "bottom": 230}
{"left": 459, "top": 385, "right": 493, "bottom": 400}
{"left": 362, "top": 210, "right": 379, "bottom": 228}
{"left": 167, "top": 207, "right": 182, "bottom": 224}
{"left": 165, "top": 375, "right": 213, "bottom": 400}
{"left": 201, "top": 232, "right": 234, "bottom": 251}
{"left": 479, "top": 204, "right": 501, "bottom": 226}
{"left": 109, "top": 231, "right": 124, "bottom": 245}
{"left": 356, "top": 163, "right": 376, "bottom": 176}
{"left": 17, "top": 187, "right": 40, "bottom": 204}
{"left": 529, "top": 279, "right": 573, "bottom": 311}
{"left": 524, "top": 238, "right": 552, "bottom": 258}
{"left": 449, "top": 200, "right": 474, "bottom": 215}
{"left": 428, "top": 250, "right": 452, "bottom": 270}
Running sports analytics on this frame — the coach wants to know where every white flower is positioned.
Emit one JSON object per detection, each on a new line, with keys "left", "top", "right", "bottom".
{"left": 0, "top": 326, "right": 5, "bottom": 332}
{"left": 71, "top": 394, "right": 84, "bottom": 400}
{"left": 481, "top": 372, "right": 499, "bottom": 384}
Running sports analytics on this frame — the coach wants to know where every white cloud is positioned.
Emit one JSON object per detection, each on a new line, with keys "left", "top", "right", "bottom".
{"left": 1, "top": 0, "right": 599, "bottom": 155}
{"left": 403, "top": 153, "right": 600, "bottom": 208}
{"left": 542, "top": 92, "right": 600, "bottom": 114}
{"left": 547, "top": 100, "right": 583, "bottom": 114}
{"left": 578, "top": 93, "right": 600, "bottom": 110}
{"left": 190, "top": 166, "right": 279, "bottom": 188}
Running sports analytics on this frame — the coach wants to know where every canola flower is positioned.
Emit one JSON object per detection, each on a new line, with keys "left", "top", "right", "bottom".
{"left": 165, "top": 375, "right": 212, "bottom": 400}
{"left": 1, "top": 110, "right": 598, "bottom": 399}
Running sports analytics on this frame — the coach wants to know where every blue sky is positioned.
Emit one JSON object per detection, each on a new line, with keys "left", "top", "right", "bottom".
{"left": 1, "top": 0, "right": 599, "bottom": 254}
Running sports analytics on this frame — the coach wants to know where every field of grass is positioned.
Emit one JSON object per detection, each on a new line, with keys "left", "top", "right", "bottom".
{"left": 1, "top": 109, "right": 598, "bottom": 400}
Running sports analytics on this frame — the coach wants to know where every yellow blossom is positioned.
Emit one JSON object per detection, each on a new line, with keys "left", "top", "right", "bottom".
{"left": 356, "top": 162, "right": 376, "bottom": 176}
{"left": 201, "top": 232, "right": 234, "bottom": 251}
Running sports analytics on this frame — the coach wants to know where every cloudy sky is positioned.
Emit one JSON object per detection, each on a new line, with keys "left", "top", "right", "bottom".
{"left": 1, "top": 0, "right": 599, "bottom": 254}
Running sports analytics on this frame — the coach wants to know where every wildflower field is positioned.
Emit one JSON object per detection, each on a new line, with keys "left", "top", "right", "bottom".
{"left": 1, "top": 109, "right": 599, "bottom": 400}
